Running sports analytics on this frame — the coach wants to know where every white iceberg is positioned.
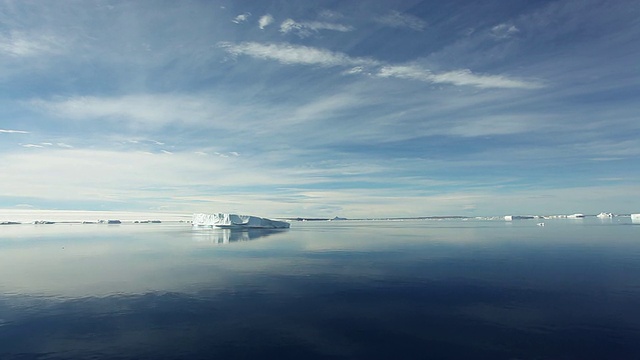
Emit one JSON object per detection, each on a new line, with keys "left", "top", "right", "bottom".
{"left": 191, "top": 213, "right": 290, "bottom": 229}
{"left": 632, "top": 214, "right": 640, "bottom": 224}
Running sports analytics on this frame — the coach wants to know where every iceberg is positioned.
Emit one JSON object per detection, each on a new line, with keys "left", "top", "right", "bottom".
{"left": 632, "top": 214, "right": 640, "bottom": 224}
{"left": 192, "top": 213, "right": 290, "bottom": 229}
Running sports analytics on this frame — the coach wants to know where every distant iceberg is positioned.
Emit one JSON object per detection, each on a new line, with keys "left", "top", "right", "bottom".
{"left": 632, "top": 214, "right": 640, "bottom": 224}
{"left": 504, "top": 215, "right": 536, "bottom": 221}
{"left": 192, "top": 213, "right": 290, "bottom": 229}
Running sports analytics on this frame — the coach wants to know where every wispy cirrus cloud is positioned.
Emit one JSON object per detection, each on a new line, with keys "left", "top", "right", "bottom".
{"left": 279, "top": 19, "right": 354, "bottom": 38}
{"left": 220, "top": 42, "right": 541, "bottom": 89}
{"left": 0, "top": 129, "right": 29, "bottom": 134}
{"left": 491, "top": 23, "right": 519, "bottom": 39}
{"left": 375, "top": 11, "right": 427, "bottom": 31}
{"left": 20, "top": 142, "right": 74, "bottom": 149}
{"left": 232, "top": 12, "right": 251, "bottom": 24}
{"left": 219, "top": 41, "right": 379, "bottom": 67}
{"left": 443, "top": 115, "right": 546, "bottom": 137}
{"left": 29, "top": 94, "right": 223, "bottom": 128}
{"left": 0, "top": 31, "right": 63, "bottom": 57}
{"left": 377, "top": 65, "right": 541, "bottom": 89}
{"left": 318, "top": 10, "right": 344, "bottom": 20}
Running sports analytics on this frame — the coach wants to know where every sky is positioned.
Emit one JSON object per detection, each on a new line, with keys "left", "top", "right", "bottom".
{"left": 0, "top": 0, "right": 639, "bottom": 218}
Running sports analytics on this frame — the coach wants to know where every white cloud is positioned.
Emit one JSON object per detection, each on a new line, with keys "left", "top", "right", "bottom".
{"left": 0, "top": 31, "right": 63, "bottom": 57}
{"left": 232, "top": 12, "right": 251, "bottom": 24}
{"left": 21, "top": 144, "right": 43, "bottom": 148}
{"left": 220, "top": 42, "right": 540, "bottom": 89}
{"left": 319, "top": 10, "right": 343, "bottom": 20}
{"left": 491, "top": 23, "right": 519, "bottom": 39}
{"left": 258, "top": 14, "right": 274, "bottom": 29}
{"left": 0, "top": 148, "right": 286, "bottom": 204}
{"left": 377, "top": 65, "right": 541, "bottom": 89}
{"left": 343, "top": 66, "right": 364, "bottom": 75}
{"left": 279, "top": 18, "right": 353, "bottom": 37}
{"left": 29, "top": 94, "right": 229, "bottom": 128}
{"left": 375, "top": 11, "right": 426, "bottom": 31}
{"left": 444, "top": 115, "right": 542, "bottom": 137}
{"left": 574, "top": 139, "right": 640, "bottom": 157}
{"left": 219, "top": 41, "right": 378, "bottom": 67}
{"left": 0, "top": 129, "right": 29, "bottom": 134}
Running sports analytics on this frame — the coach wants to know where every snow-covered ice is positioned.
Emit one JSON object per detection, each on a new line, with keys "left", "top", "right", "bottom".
{"left": 192, "top": 213, "right": 290, "bottom": 229}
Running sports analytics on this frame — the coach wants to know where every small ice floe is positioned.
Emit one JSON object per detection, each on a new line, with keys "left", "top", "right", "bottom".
{"left": 596, "top": 212, "right": 613, "bottom": 218}
{"left": 0, "top": 221, "right": 21, "bottom": 225}
{"left": 537, "top": 222, "right": 545, "bottom": 227}
{"left": 98, "top": 219, "right": 122, "bottom": 224}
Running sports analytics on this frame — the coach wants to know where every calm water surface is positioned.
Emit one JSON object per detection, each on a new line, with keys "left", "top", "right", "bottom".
{"left": 1, "top": 219, "right": 640, "bottom": 359}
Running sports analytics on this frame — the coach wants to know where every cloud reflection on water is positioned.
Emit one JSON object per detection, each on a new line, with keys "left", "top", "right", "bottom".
{"left": 1, "top": 220, "right": 640, "bottom": 358}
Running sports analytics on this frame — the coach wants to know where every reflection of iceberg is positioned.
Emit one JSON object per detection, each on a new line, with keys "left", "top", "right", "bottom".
{"left": 192, "top": 228, "right": 285, "bottom": 244}
{"left": 632, "top": 214, "right": 640, "bottom": 224}
{"left": 192, "top": 213, "right": 290, "bottom": 229}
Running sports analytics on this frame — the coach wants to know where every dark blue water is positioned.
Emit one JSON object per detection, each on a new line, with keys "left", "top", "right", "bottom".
{"left": 1, "top": 219, "right": 640, "bottom": 359}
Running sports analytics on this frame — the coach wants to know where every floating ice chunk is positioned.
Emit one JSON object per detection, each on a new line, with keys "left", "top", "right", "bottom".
{"left": 632, "top": 214, "right": 640, "bottom": 224}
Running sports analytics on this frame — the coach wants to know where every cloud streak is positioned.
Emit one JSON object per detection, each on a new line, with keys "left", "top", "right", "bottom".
{"left": 0, "top": 31, "right": 63, "bottom": 57}
{"left": 232, "top": 12, "right": 251, "bottom": 24}
{"left": 375, "top": 11, "right": 427, "bottom": 31}
{"left": 491, "top": 23, "right": 519, "bottom": 39}
{"left": 29, "top": 94, "right": 230, "bottom": 128}
{"left": 0, "top": 129, "right": 29, "bottom": 134}
{"left": 279, "top": 19, "right": 353, "bottom": 37}
{"left": 377, "top": 65, "right": 541, "bottom": 89}
{"left": 220, "top": 42, "right": 541, "bottom": 89}
{"left": 219, "top": 41, "right": 379, "bottom": 67}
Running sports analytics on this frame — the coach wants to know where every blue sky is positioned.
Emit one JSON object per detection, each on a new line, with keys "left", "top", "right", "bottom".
{"left": 0, "top": 0, "right": 639, "bottom": 218}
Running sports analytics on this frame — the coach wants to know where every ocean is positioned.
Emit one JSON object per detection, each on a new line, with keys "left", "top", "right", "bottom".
{"left": 1, "top": 217, "right": 639, "bottom": 359}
